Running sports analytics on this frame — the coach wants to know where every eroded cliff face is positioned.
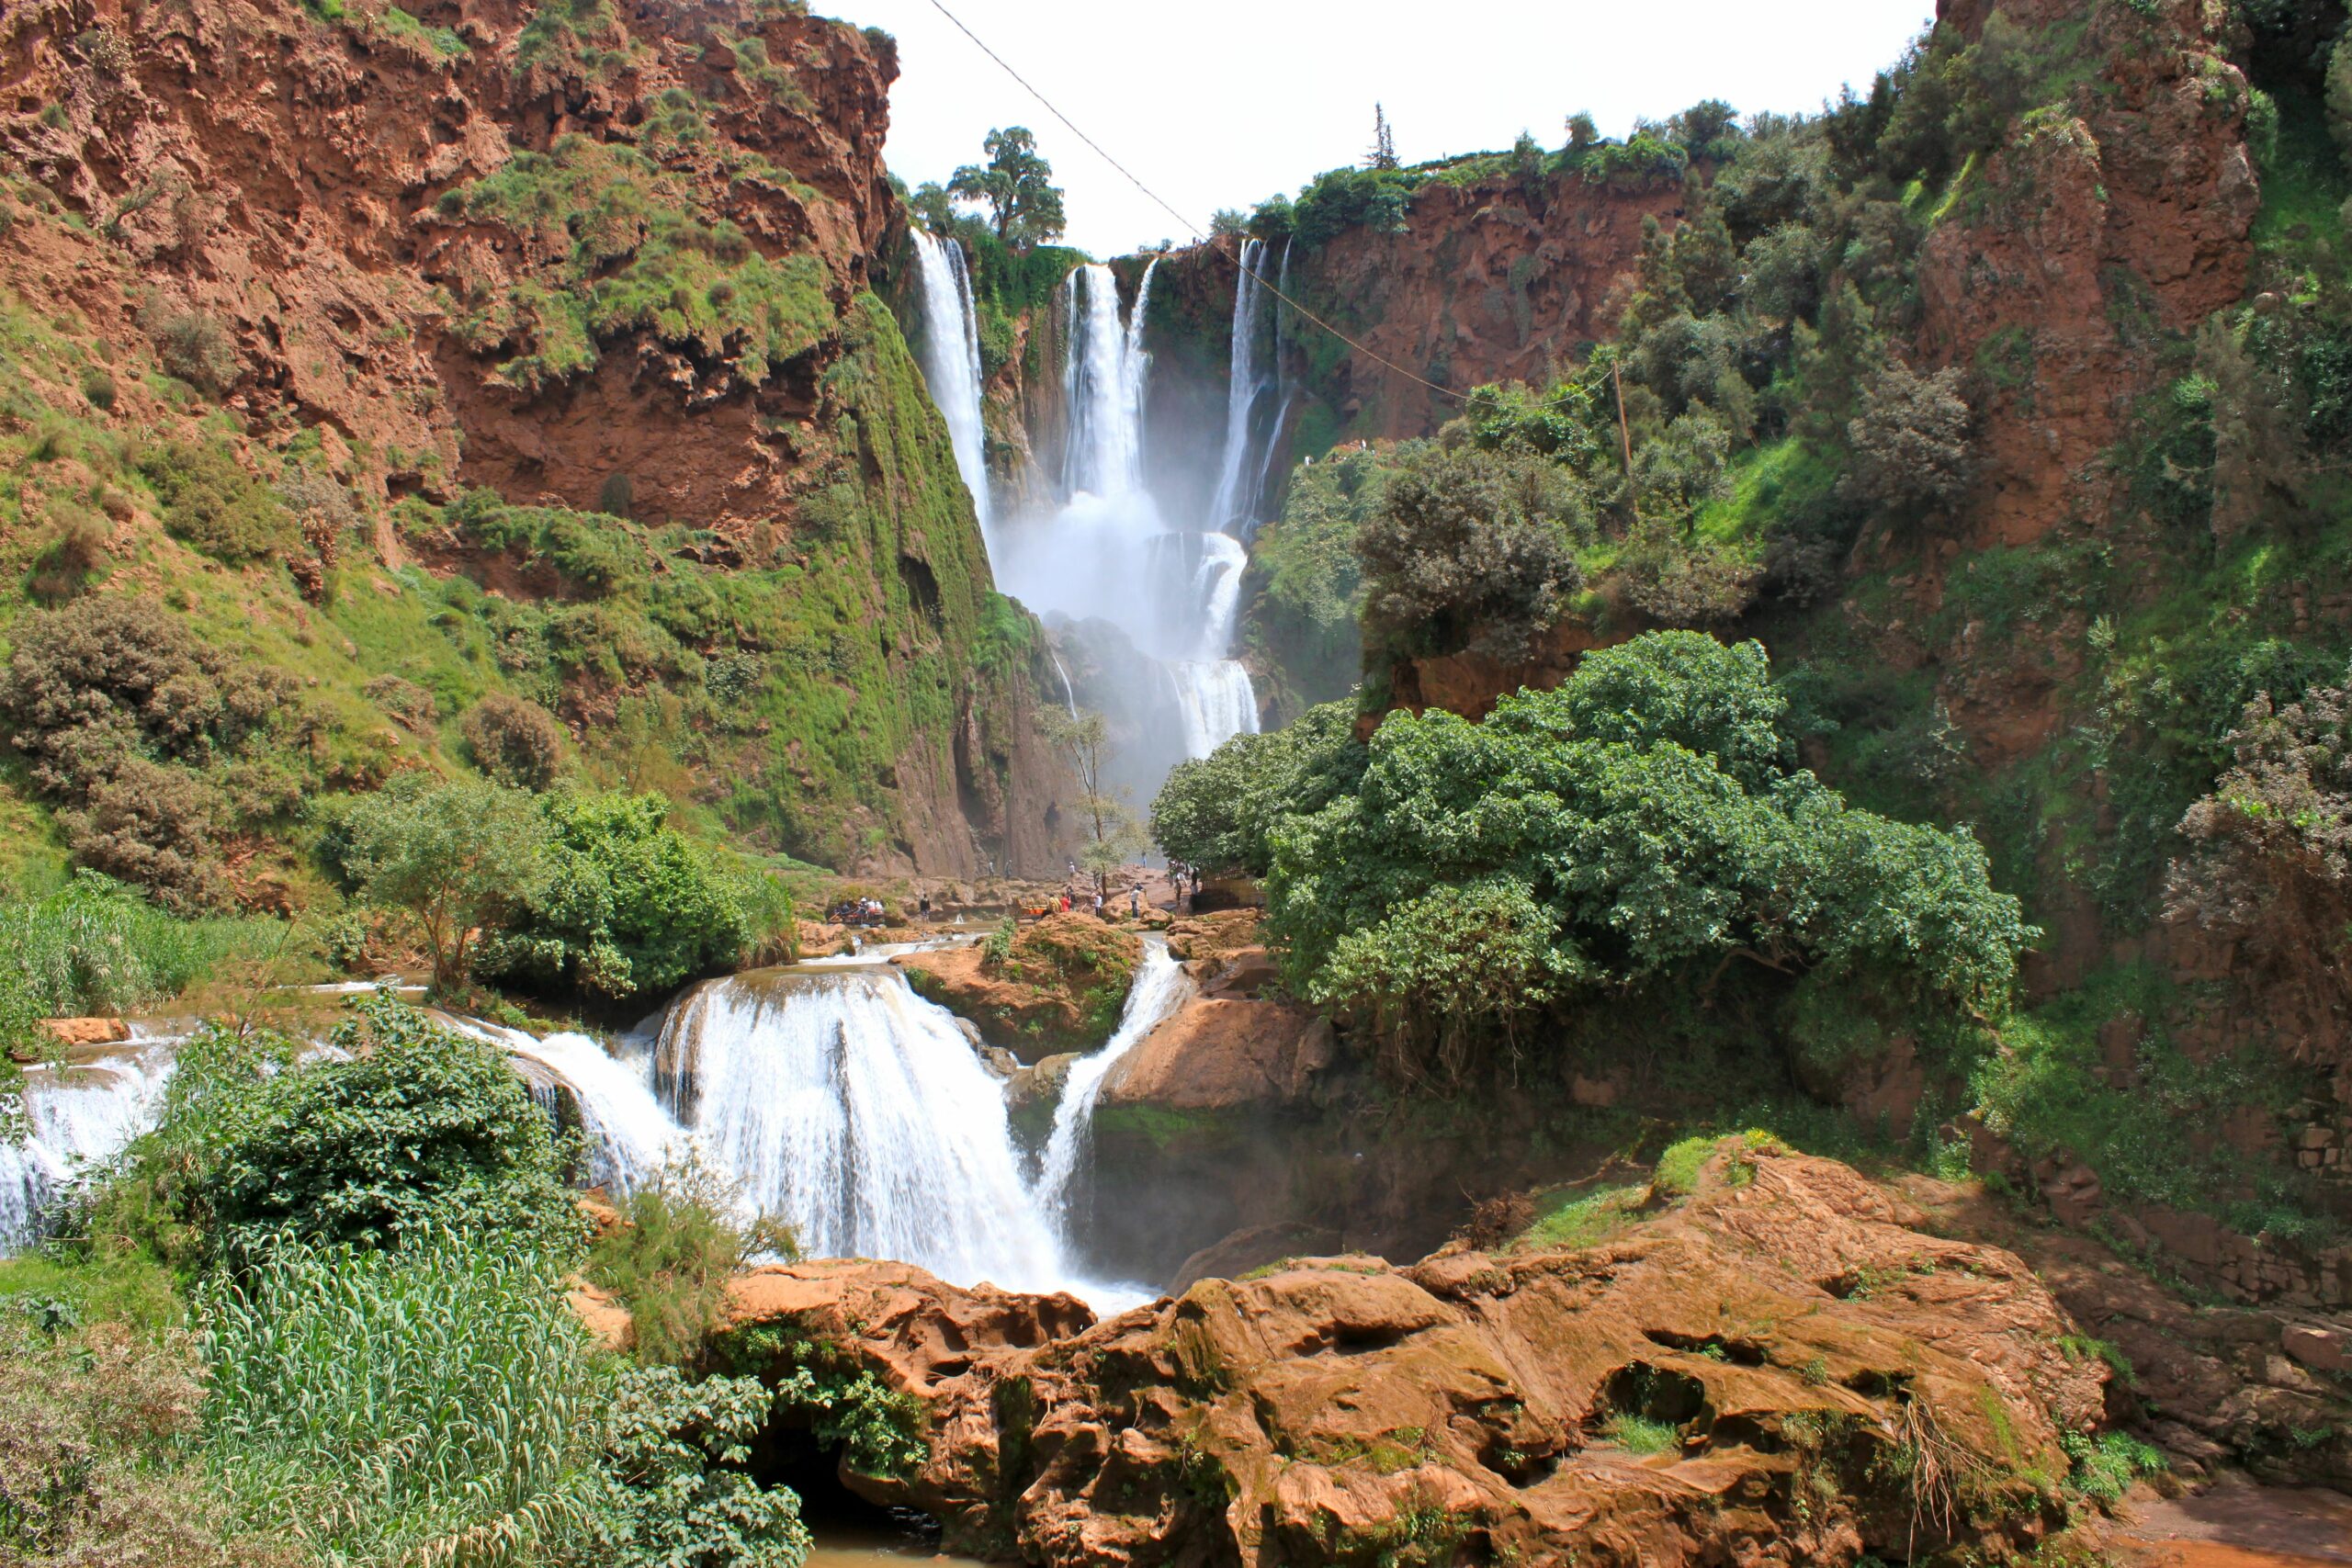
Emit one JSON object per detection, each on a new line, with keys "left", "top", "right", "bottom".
{"left": 1913, "top": 0, "right": 2260, "bottom": 550}
{"left": 0, "top": 0, "right": 1072, "bottom": 877}
{"left": 1292, "top": 174, "right": 1683, "bottom": 444}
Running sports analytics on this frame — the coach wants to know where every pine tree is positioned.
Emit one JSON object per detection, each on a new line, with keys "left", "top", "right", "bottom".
{"left": 1367, "top": 104, "right": 1398, "bottom": 172}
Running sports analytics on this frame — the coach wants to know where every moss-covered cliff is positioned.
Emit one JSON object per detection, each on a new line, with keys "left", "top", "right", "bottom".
{"left": 0, "top": 0, "right": 1073, "bottom": 896}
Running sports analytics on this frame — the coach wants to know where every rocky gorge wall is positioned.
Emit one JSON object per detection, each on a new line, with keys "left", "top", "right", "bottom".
{"left": 0, "top": 0, "right": 1074, "bottom": 880}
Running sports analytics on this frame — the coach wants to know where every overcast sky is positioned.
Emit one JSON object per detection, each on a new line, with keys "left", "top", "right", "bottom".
{"left": 842, "top": 0, "right": 1937, "bottom": 257}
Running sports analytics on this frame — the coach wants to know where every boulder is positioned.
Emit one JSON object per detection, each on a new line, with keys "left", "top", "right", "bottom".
{"left": 748, "top": 1147, "right": 2111, "bottom": 1567}
{"left": 896, "top": 917, "right": 1140, "bottom": 1064}
{"left": 35, "top": 1017, "right": 130, "bottom": 1050}
{"left": 1101, "top": 997, "right": 1336, "bottom": 1114}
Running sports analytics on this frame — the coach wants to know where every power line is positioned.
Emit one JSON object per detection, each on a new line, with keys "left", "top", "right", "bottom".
{"left": 920, "top": 0, "right": 1482, "bottom": 408}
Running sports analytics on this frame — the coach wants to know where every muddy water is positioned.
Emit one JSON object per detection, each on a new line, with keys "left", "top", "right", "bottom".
{"left": 805, "top": 1526, "right": 986, "bottom": 1567}
{"left": 2117, "top": 1480, "right": 2352, "bottom": 1567}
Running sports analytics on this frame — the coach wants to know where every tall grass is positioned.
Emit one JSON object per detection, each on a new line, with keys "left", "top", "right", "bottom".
{"left": 0, "top": 872, "right": 282, "bottom": 1039}
{"left": 201, "top": 1231, "right": 606, "bottom": 1565}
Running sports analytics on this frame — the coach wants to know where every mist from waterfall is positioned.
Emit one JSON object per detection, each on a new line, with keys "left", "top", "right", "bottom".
{"left": 910, "top": 229, "right": 993, "bottom": 550}
{"left": 989, "top": 259, "right": 1262, "bottom": 791}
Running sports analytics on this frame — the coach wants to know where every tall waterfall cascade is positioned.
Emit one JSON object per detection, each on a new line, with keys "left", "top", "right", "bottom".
{"left": 910, "top": 229, "right": 994, "bottom": 552}
{"left": 987, "top": 259, "right": 1262, "bottom": 788}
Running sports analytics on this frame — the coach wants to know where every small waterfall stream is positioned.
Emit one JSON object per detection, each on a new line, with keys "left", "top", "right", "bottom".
{"left": 1035, "top": 939, "right": 1192, "bottom": 1214}
{"left": 0, "top": 1039, "right": 175, "bottom": 1251}
{"left": 910, "top": 229, "right": 993, "bottom": 551}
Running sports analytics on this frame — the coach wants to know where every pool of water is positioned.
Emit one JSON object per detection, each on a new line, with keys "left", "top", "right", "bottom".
{"left": 805, "top": 1524, "right": 989, "bottom": 1566}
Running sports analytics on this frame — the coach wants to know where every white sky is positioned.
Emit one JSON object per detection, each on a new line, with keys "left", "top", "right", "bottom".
{"left": 841, "top": 0, "right": 1937, "bottom": 257}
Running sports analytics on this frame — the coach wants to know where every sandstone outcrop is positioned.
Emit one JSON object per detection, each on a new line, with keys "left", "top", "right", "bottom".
{"left": 721, "top": 1145, "right": 2117, "bottom": 1567}
{"left": 895, "top": 916, "right": 1141, "bottom": 1064}
{"left": 1916, "top": 0, "right": 2260, "bottom": 551}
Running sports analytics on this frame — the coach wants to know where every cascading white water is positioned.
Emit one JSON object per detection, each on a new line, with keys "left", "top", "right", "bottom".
{"left": 0, "top": 951, "right": 1187, "bottom": 1303}
{"left": 492, "top": 1026, "right": 684, "bottom": 1196}
{"left": 1059, "top": 262, "right": 1154, "bottom": 501}
{"left": 1206, "top": 238, "right": 1272, "bottom": 538}
{"left": 1035, "top": 939, "right": 1192, "bottom": 1215}
{"left": 654, "top": 968, "right": 1077, "bottom": 1294}
{"left": 996, "top": 255, "right": 1260, "bottom": 774}
{"left": 910, "top": 229, "right": 994, "bottom": 551}
{"left": 0, "top": 1043, "right": 173, "bottom": 1252}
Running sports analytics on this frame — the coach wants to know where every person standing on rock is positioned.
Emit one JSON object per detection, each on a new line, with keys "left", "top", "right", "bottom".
{"left": 1129, "top": 886, "right": 1140, "bottom": 919}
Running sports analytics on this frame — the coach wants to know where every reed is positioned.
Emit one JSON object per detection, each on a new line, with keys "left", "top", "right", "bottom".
{"left": 200, "top": 1231, "right": 605, "bottom": 1566}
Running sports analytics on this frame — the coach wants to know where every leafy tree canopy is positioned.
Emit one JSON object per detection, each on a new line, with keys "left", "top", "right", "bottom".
{"left": 1162, "top": 633, "right": 2032, "bottom": 1087}
{"left": 171, "top": 994, "right": 585, "bottom": 1262}
{"left": 948, "top": 127, "right": 1067, "bottom": 249}
{"left": 478, "top": 791, "right": 754, "bottom": 1001}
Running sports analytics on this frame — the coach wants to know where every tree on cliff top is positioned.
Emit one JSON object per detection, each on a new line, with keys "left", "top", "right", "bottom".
{"left": 949, "top": 128, "right": 1067, "bottom": 249}
{"left": 1367, "top": 104, "right": 1399, "bottom": 171}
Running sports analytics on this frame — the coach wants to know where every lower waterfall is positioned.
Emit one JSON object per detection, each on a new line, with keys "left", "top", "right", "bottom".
{"left": 1, "top": 953, "right": 1180, "bottom": 1308}
{"left": 653, "top": 966, "right": 1076, "bottom": 1295}
{"left": 1035, "top": 938, "right": 1192, "bottom": 1215}
{"left": 0, "top": 1039, "right": 174, "bottom": 1252}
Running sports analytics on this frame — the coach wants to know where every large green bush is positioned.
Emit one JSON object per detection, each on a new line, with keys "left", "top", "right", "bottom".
{"left": 477, "top": 791, "right": 754, "bottom": 1001}
{"left": 1221, "top": 634, "right": 2031, "bottom": 1085}
{"left": 176, "top": 993, "right": 584, "bottom": 1260}
{"left": 137, "top": 442, "right": 297, "bottom": 563}
{"left": 1355, "top": 444, "right": 1588, "bottom": 661}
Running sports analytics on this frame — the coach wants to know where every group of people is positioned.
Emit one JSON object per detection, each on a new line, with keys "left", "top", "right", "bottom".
{"left": 827, "top": 896, "right": 888, "bottom": 929}
{"left": 1024, "top": 877, "right": 1144, "bottom": 923}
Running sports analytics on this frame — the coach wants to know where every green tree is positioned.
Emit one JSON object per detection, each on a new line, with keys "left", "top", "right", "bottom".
{"left": 478, "top": 792, "right": 752, "bottom": 1001}
{"left": 949, "top": 128, "right": 1067, "bottom": 248}
{"left": 1152, "top": 700, "right": 1365, "bottom": 877}
{"left": 329, "top": 772, "right": 551, "bottom": 991}
{"left": 1367, "top": 103, "right": 1399, "bottom": 171}
{"left": 1045, "top": 708, "right": 1145, "bottom": 893}
{"left": 178, "top": 994, "right": 585, "bottom": 1259}
{"left": 909, "top": 180, "right": 955, "bottom": 232}
{"left": 1255, "top": 633, "right": 2030, "bottom": 1086}
{"left": 1356, "top": 444, "right": 1587, "bottom": 660}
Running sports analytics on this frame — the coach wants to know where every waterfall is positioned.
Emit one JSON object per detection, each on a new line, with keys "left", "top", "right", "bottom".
{"left": 1035, "top": 939, "right": 1192, "bottom": 1214}
{"left": 910, "top": 229, "right": 994, "bottom": 551}
{"left": 996, "top": 254, "right": 1258, "bottom": 777}
{"left": 0, "top": 1043, "right": 173, "bottom": 1253}
{"left": 492, "top": 1026, "right": 685, "bottom": 1196}
{"left": 2, "top": 955, "right": 1193, "bottom": 1304}
{"left": 1206, "top": 238, "right": 1272, "bottom": 538}
{"left": 1059, "top": 262, "right": 1156, "bottom": 501}
{"left": 1250, "top": 238, "right": 1298, "bottom": 541}
{"left": 653, "top": 968, "right": 1075, "bottom": 1293}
